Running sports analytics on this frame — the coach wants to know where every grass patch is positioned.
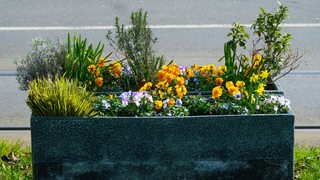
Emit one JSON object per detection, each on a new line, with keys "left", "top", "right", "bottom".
{"left": 295, "top": 145, "right": 320, "bottom": 179}
{"left": 0, "top": 140, "right": 32, "bottom": 179}
{"left": 0, "top": 140, "right": 319, "bottom": 179}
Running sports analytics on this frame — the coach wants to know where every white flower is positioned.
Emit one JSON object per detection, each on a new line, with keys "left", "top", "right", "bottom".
{"left": 274, "top": 105, "right": 278, "bottom": 113}
{"left": 102, "top": 100, "right": 110, "bottom": 109}
{"left": 270, "top": 95, "right": 277, "bottom": 103}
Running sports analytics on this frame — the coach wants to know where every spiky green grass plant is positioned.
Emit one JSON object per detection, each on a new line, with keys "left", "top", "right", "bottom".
{"left": 26, "top": 77, "right": 97, "bottom": 116}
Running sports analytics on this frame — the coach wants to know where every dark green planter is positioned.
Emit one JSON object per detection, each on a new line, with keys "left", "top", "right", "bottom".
{"left": 31, "top": 113, "right": 294, "bottom": 179}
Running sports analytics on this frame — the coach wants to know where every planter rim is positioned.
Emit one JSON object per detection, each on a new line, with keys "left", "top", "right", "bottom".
{"left": 31, "top": 110, "right": 294, "bottom": 119}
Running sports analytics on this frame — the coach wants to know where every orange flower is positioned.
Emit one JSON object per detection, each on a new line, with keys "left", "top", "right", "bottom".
{"left": 212, "top": 86, "right": 223, "bottom": 99}
{"left": 110, "top": 61, "right": 122, "bottom": 77}
{"left": 175, "top": 85, "right": 187, "bottom": 99}
{"left": 186, "top": 68, "right": 194, "bottom": 79}
{"left": 228, "top": 86, "right": 240, "bottom": 96}
{"left": 225, "top": 81, "right": 234, "bottom": 89}
{"left": 215, "top": 78, "right": 223, "bottom": 86}
{"left": 165, "top": 73, "right": 173, "bottom": 84}
{"left": 171, "top": 64, "right": 181, "bottom": 78}
{"left": 177, "top": 77, "right": 185, "bottom": 87}
{"left": 236, "top": 81, "right": 245, "bottom": 89}
{"left": 98, "top": 57, "right": 107, "bottom": 67}
{"left": 95, "top": 77, "right": 103, "bottom": 87}
{"left": 87, "top": 64, "right": 96, "bottom": 74}
{"left": 158, "top": 70, "right": 166, "bottom": 81}
{"left": 95, "top": 69, "right": 101, "bottom": 76}
{"left": 168, "top": 98, "right": 175, "bottom": 106}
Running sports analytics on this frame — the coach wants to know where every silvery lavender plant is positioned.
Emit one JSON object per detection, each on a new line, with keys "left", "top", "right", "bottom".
{"left": 15, "top": 38, "right": 67, "bottom": 90}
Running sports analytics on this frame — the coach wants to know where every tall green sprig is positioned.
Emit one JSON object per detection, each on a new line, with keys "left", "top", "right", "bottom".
{"left": 106, "top": 9, "right": 168, "bottom": 90}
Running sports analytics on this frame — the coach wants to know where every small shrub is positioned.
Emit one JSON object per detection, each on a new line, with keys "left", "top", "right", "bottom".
{"left": 106, "top": 9, "right": 168, "bottom": 90}
{"left": 221, "top": 3, "right": 303, "bottom": 84}
{"left": 15, "top": 38, "right": 67, "bottom": 91}
{"left": 26, "top": 77, "right": 97, "bottom": 116}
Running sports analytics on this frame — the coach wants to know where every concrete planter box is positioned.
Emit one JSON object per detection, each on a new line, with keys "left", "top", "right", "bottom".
{"left": 31, "top": 113, "right": 294, "bottom": 179}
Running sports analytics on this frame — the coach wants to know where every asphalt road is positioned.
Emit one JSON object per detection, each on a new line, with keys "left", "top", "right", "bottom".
{"left": 0, "top": 0, "right": 319, "bottom": 126}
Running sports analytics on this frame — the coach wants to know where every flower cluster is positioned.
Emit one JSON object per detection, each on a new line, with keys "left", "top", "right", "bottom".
{"left": 256, "top": 94, "right": 291, "bottom": 114}
{"left": 182, "top": 64, "right": 227, "bottom": 91}
{"left": 85, "top": 58, "right": 124, "bottom": 91}
{"left": 95, "top": 58, "right": 290, "bottom": 117}
{"left": 96, "top": 90, "right": 188, "bottom": 117}
{"left": 139, "top": 64, "right": 189, "bottom": 116}
{"left": 87, "top": 57, "right": 107, "bottom": 87}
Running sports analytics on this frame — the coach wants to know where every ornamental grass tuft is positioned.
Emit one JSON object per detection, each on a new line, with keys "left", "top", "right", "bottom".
{"left": 26, "top": 77, "right": 97, "bottom": 117}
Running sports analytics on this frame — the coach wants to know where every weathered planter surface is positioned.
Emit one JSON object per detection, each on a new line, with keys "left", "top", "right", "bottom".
{"left": 31, "top": 113, "right": 294, "bottom": 179}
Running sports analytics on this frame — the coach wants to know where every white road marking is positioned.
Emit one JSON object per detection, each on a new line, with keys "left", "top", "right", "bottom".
{"left": 0, "top": 23, "right": 319, "bottom": 31}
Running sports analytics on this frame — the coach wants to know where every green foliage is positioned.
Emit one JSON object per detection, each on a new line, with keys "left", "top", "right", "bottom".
{"left": 106, "top": 9, "right": 167, "bottom": 90}
{"left": 183, "top": 95, "right": 213, "bottom": 115}
{"left": 26, "top": 77, "right": 97, "bottom": 116}
{"left": 251, "top": 4, "right": 301, "bottom": 82}
{"left": 183, "top": 95, "right": 249, "bottom": 115}
{"left": 294, "top": 146, "right": 320, "bottom": 179}
{"left": 222, "top": 4, "right": 302, "bottom": 84}
{"left": 64, "top": 34, "right": 105, "bottom": 84}
{"left": 15, "top": 38, "right": 67, "bottom": 91}
{"left": 224, "top": 23, "right": 250, "bottom": 76}
{"left": 0, "top": 140, "right": 32, "bottom": 179}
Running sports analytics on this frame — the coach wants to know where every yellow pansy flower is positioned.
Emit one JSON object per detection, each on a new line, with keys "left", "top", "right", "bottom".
{"left": 186, "top": 68, "right": 194, "bottom": 79}
{"left": 155, "top": 100, "right": 163, "bottom": 110}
